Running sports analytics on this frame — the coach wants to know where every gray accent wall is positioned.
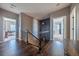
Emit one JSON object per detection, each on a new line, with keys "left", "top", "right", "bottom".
{"left": 0, "top": 8, "right": 19, "bottom": 42}
{"left": 21, "top": 13, "right": 33, "bottom": 41}
{"left": 21, "top": 13, "right": 33, "bottom": 32}
{"left": 20, "top": 13, "right": 38, "bottom": 45}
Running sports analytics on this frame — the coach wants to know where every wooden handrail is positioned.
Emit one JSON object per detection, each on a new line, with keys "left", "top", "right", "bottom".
{"left": 27, "top": 31, "right": 40, "bottom": 41}
{"left": 23, "top": 30, "right": 40, "bottom": 41}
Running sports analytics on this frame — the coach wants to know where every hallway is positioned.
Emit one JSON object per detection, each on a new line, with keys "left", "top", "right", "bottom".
{"left": 0, "top": 3, "right": 79, "bottom": 56}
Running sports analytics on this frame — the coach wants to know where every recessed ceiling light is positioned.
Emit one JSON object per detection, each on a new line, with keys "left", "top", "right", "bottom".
{"left": 56, "top": 3, "right": 60, "bottom": 6}
{"left": 10, "top": 4, "right": 16, "bottom": 8}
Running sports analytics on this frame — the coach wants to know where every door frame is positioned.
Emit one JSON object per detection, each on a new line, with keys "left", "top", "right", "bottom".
{"left": 70, "top": 6, "right": 77, "bottom": 40}
{"left": 52, "top": 16, "right": 66, "bottom": 41}
{"left": 3, "top": 17, "right": 16, "bottom": 42}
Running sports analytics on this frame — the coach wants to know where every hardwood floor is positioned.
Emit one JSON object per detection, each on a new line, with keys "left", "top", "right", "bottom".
{"left": 0, "top": 39, "right": 79, "bottom": 56}
{"left": 0, "top": 39, "right": 27, "bottom": 56}
{"left": 64, "top": 40, "right": 79, "bottom": 56}
{"left": 0, "top": 39, "right": 38, "bottom": 56}
{"left": 40, "top": 40, "right": 64, "bottom": 56}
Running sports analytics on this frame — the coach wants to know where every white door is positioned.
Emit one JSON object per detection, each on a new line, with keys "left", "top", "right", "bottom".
{"left": 53, "top": 17, "right": 64, "bottom": 41}
{"left": 70, "top": 7, "right": 77, "bottom": 40}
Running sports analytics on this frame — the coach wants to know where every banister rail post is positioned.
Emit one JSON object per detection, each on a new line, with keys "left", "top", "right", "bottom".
{"left": 27, "top": 31, "right": 28, "bottom": 44}
{"left": 38, "top": 40, "right": 41, "bottom": 54}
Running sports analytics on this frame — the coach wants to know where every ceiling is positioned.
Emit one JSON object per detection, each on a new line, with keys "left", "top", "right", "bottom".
{"left": 0, "top": 3, "right": 70, "bottom": 19}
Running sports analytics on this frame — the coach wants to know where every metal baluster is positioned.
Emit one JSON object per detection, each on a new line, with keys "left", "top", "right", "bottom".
{"left": 27, "top": 31, "right": 28, "bottom": 44}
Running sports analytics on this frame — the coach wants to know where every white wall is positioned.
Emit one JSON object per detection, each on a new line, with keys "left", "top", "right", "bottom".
{"left": 0, "top": 14, "right": 3, "bottom": 42}
{"left": 76, "top": 4, "right": 79, "bottom": 40}
{"left": 32, "top": 19, "right": 39, "bottom": 38}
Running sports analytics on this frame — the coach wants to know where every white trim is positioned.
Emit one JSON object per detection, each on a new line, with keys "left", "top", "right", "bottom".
{"left": 18, "top": 14, "right": 21, "bottom": 40}
{"left": 70, "top": 6, "right": 77, "bottom": 40}
{"left": 51, "top": 16, "right": 66, "bottom": 40}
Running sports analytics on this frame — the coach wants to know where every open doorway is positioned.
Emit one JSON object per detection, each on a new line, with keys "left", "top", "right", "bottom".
{"left": 53, "top": 17, "right": 64, "bottom": 41}
{"left": 3, "top": 17, "right": 16, "bottom": 42}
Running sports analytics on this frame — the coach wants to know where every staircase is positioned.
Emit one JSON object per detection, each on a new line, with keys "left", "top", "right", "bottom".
{"left": 21, "top": 30, "right": 49, "bottom": 55}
